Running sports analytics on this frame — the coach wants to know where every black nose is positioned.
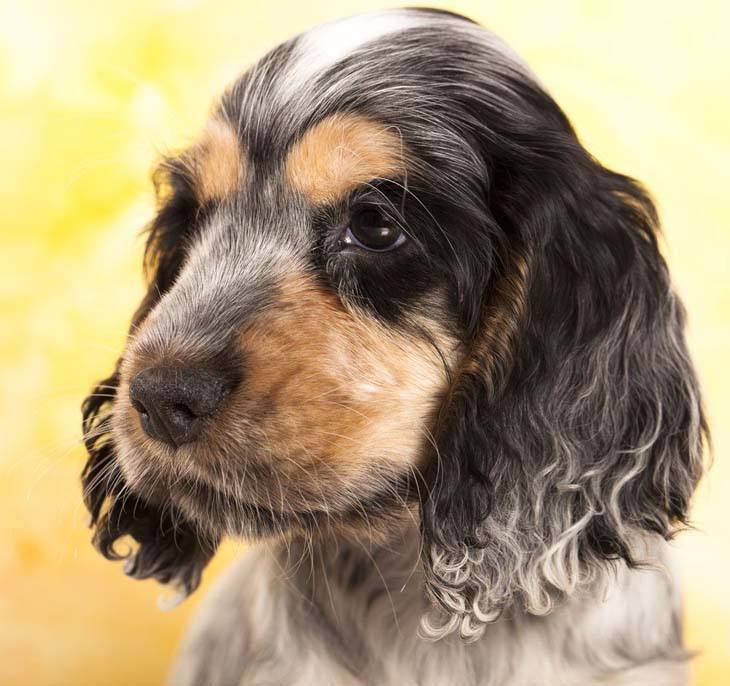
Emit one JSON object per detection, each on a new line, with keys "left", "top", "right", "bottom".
{"left": 129, "top": 367, "right": 228, "bottom": 447}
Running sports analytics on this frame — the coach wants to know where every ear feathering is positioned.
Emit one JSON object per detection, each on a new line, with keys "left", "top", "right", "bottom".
{"left": 420, "top": 140, "right": 708, "bottom": 642}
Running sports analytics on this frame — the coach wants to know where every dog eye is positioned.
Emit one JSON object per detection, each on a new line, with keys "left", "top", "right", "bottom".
{"left": 343, "top": 208, "right": 406, "bottom": 252}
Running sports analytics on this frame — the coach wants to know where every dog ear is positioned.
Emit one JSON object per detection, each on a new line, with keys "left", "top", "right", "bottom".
{"left": 81, "top": 160, "right": 219, "bottom": 599}
{"left": 420, "top": 137, "right": 707, "bottom": 640}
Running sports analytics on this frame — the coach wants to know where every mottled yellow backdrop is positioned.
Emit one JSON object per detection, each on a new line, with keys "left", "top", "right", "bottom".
{"left": 1, "top": 1, "right": 728, "bottom": 684}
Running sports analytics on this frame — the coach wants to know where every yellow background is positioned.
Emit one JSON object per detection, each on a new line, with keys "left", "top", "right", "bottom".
{"left": 1, "top": 1, "right": 728, "bottom": 684}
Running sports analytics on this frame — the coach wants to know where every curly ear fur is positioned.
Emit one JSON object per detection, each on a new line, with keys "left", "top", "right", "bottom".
{"left": 421, "top": 136, "right": 708, "bottom": 640}
{"left": 81, "top": 161, "right": 218, "bottom": 598}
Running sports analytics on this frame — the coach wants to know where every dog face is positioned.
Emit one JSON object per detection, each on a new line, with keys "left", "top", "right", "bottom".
{"left": 82, "top": 9, "right": 706, "bottom": 639}
{"left": 113, "top": 107, "right": 466, "bottom": 535}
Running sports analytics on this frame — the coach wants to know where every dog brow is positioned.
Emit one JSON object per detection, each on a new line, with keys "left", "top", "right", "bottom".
{"left": 186, "top": 117, "right": 244, "bottom": 203}
{"left": 284, "top": 113, "right": 406, "bottom": 205}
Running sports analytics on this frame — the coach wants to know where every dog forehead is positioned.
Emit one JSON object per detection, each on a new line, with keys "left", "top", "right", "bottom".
{"left": 221, "top": 9, "right": 536, "bottom": 159}
{"left": 193, "top": 9, "right": 539, "bottom": 206}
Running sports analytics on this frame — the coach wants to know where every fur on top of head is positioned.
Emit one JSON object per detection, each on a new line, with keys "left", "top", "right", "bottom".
{"left": 81, "top": 8, "right": 707, "bottom": 640}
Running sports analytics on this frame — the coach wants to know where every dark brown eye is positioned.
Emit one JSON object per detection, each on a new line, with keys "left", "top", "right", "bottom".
{"left": 344, "top": 208, "right": 406, "bottom": 252}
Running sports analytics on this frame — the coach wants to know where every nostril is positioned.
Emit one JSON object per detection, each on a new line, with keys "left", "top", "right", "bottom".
{"left": 128, "top": 366, "right": 230, "bottom": 448}
{"left": 172, "top": 403, "right": 196, "bottom": 420}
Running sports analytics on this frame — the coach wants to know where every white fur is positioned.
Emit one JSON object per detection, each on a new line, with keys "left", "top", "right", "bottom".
{"left": 283, "top": 11, "right": 428, "bottom": 94}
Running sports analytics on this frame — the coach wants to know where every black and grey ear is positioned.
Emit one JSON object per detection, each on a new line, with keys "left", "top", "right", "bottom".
{"left": 420, "top": 136, "right": 707, "bottom": 640}
{"left": 80, "top": 159, "right": 217, "bottom": 598}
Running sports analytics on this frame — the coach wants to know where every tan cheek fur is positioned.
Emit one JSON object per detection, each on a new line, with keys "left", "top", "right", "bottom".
{"left": 231, "top": 274, "right": 454, "bottom": 482}
{"left": 284, "top": 113, "right": 406, "bottom": 205}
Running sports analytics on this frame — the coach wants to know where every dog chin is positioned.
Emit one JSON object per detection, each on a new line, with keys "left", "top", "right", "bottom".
{"left": 164, "top": 475, "right": 310, "bottom": 540}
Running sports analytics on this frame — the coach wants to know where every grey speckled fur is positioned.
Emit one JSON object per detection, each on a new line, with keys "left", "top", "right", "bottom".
{"left": 171, "top": 530, "right": 688, "bottom": 686}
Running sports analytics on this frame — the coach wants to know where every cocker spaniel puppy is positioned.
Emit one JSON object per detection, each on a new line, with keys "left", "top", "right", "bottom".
{"left": 81, "top": 8, "right": 707, "bottom": 686}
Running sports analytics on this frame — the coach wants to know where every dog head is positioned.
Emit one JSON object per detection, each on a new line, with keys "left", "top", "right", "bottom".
{"left": 82, "top": 9, "right": 706, "bottom": 638}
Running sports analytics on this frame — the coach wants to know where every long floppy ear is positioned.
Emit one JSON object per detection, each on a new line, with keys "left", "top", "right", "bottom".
{"left": 421, "top": 137, "right": 708, "bottom": 640}
{"left": 81, "top": 159, "right": 218, "bottom": 598}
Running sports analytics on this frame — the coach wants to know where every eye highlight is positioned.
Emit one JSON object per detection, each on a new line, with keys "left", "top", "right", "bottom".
{"left": 343, "top": 208, "right": 406, "bottom": 252}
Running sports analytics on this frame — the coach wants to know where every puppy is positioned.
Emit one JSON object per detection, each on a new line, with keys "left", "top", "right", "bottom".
{"left": 82, "top": 9, "right": 707, "bottom": 685}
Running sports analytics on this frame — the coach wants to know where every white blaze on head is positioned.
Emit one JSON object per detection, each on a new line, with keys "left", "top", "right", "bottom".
{"left": 283, "top": 10, "right": 428, "bottom": 93}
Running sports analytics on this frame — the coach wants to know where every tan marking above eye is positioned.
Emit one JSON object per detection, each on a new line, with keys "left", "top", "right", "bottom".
{"left": 284, "top": 113, "right": 407, "bottom": 205}
{"left": 186, "top": 118, "right": 244, "bottom": 203}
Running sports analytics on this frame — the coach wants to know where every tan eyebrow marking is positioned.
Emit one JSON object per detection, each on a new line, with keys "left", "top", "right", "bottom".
{"left": 284, "top": 113, "right": 406, "bottom": 205}
{"left": 185, "top": 118, "right": 244, "bottom": 203}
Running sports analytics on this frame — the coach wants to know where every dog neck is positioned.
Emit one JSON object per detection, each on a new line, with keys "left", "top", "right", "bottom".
{"left": 173, "top": 523, "right": 689, "bottom": 686}
{"left": 276, "top": 521, "right": 429, "bottom": 637}
{"left": 264, "top": 525, "right": 688, "bottom": 685}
